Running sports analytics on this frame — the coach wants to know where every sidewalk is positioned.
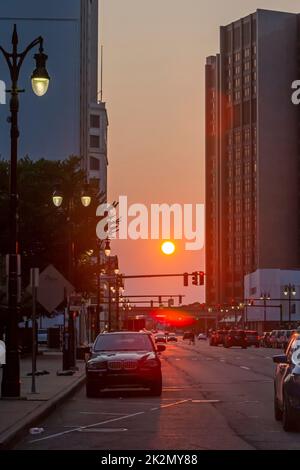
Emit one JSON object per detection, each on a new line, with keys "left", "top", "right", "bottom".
{"left": 0, "top": 351, "right": 86, "bottom": 449}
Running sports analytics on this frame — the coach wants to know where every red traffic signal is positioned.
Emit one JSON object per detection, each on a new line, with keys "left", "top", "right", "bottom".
{"left": 183, "top": 272, "right": 189, "bottom": 287}
{"left": 192, "top": 272, "right": 198, "bottom": 285}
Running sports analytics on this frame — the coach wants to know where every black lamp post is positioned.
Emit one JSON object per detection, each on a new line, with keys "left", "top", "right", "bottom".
{"left": 95, "top": 238, "right": 111, "bottom": 336}
{"left": 0, "top": 25, "right": 50, "bottom": 398}
{"left": 284, "top": 284, "right": 296, "bottom": 324}
{"left": 52, "top": 187, "right": 91, "bottom": 370}
{"left": 260, "top": 292, "right": 271, "bottom": 325}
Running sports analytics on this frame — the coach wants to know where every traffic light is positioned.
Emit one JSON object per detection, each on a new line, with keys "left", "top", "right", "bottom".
{"left": 192, "top": 272, "right": 198, "bottom": 285}
{"left": 183, "top": 272, "right": 189, "bottom": 287}
{"left": 199, "top": 271, "right": 205, "bottom": 286}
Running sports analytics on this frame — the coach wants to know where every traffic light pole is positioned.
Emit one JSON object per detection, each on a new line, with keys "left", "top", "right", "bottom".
{"left": 121, "top": 272, "right": 204, "bottom": 281}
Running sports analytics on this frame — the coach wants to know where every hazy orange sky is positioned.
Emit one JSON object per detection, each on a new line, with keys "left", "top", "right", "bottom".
{"left": 99, "top": 0, "right": 300, "bottom": 305}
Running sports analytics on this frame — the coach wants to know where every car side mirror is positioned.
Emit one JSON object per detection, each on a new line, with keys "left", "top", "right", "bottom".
{"left": 273, "top": 354, "right": 288, "bottom": 364}
{"left": 157, "top": 344, "right": 166, "bottom": 352}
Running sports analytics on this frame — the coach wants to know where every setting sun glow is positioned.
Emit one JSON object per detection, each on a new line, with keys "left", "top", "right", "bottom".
{"left": 161, "top": 241, "right": 176, "bottom": 255}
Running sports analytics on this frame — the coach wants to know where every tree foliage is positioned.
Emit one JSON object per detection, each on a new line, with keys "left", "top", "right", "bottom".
{"left": 0, "top": 156, "right": 105, "bottom": 295}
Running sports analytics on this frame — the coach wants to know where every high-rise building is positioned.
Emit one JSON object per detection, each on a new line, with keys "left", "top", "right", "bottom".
{"left": 0, "top": 0, "right": 108, "bottom": 194}
{"left": 205, "top": 9, "right": 300, "bottom": 307}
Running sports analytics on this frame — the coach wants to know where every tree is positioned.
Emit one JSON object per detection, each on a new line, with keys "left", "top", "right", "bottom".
{"left": 0, "top": 156, "right": 105, "bottom": 297}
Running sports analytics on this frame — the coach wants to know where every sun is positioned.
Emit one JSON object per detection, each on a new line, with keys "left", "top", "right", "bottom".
{"left": 161, "top": 241, "right": 176, "bottom": 255}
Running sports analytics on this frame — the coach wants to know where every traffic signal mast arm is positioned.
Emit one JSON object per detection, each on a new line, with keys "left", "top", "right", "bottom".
{"left": 118, "top": 272, "right": 205, "bottom": 287}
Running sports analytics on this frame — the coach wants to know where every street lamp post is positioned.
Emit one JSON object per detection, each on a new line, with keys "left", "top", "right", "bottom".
{"left": 1, "top": 25, "right": 50, "bottom": 398}
{"left": 260, "top": 292, "right": 270, "bottom": 325}
{"left": 52, "top": 187, "right": 91, "bottom": 370}
{"left": 284, "top": 284, "right": 296, "bottom": 324}
{"left": 96, "top": 238, "right": 111, "bottom": 336}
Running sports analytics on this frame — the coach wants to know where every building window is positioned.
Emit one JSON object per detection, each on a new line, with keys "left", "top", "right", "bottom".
{"left": 235, "top": 65, "right": 241, "bottom": 76}
{"left": 244, "top": 127, "right": 250, "bottom": 142}
{"left": 234, "top": 77, "right": 241, "bottom": 88}
{"left": 244, "top": 87, "right": 250, "bottom": 100}
{"left": 234, "top": 91, "right": 241, "bottom": 102}
{"left": 90, "top": 135, "right": 100, "bottom": 148}
{"left": 90, "top": 115, "right": 100, "bottom": 128}
{"left": 234, "top": 131, "right": 241, "bottom": 146}
{"left": 90, "top": 156, "right": 100, "bottom": 171}
{"left": 244, "top": 47, "right": 250, "bottom": 58}
{"left": 244, "top": 74, "right": 250, "bottom": 85}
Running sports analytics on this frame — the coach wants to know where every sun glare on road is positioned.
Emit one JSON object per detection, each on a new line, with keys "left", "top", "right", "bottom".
{"left": 161, "top": 241, "right": 176, "bottom": 255}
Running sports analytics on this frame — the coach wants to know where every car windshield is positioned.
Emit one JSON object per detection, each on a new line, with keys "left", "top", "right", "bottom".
{"left": 94, "top": 333, "right": 154, "bottom": 352}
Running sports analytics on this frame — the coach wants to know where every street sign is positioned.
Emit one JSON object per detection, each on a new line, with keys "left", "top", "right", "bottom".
{"left": 27, "top": 265, "right": 74, "bottom": 313}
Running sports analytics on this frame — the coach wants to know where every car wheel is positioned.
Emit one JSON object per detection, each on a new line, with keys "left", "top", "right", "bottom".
{"left": 86, "top": 382, "right": 101, "bottom": 398}
{"left": 150, "top": 381, "right": 162, "bottom": 396}
{"left": 274, "top": 392, "right": 282, "bottom": 421}
{"left": 282, "top": 394, "right": 296, "bottom": 432}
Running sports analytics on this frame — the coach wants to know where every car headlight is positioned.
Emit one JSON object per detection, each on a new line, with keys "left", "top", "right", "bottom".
{"left": 141, "top": 358, "right": 160, "bottom": 369}
{"left": 87, "top": 361, "right": 106, "bottom": 370}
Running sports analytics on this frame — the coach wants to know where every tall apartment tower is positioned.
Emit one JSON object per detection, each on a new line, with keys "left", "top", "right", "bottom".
{"left": 205, "top": 9, "right": 300, "bottom": 306}
{"left": 0, "top": 0, "right": 108, "bottom": 195}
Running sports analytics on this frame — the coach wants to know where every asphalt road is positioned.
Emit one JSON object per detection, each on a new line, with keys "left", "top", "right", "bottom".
{"left": 14, "top": 339, "right": 300, "bottom": 450}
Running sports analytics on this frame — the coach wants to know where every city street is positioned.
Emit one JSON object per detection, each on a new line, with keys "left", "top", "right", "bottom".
{"left": 14, "top": 339, "right": 300, "bottom": 450}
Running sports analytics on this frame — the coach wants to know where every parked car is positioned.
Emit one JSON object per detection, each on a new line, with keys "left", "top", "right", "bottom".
{"left": 281, "top": 330, "right": 297, "bottom": 350}
{"left": 37, "top": 329, "right": 48, "bottom": 345}
{"left": 210, "top": 330, "right": 228, "bottom": 347}
{"left": 198, "top": 333, "right": 207, "bottom": 341}
{"left": 154, "top": 333, "right": 167, "bottom": 344}
{"left": 167, "top": 334, "right": 177, "bottom": 342}
{"left": 245, "top": 330, "right": 259, "bottom": 348}
{"left": 273, "top": 332, "right": 300, "bottom": 431}
{"left": 86, "top": 331, "right": 164, "bottom": 397}
{"left": 270, "top": 330, "right": 285, "bottom": 348}
{"left": 224, "top": 330, "right": 247, "bottom": 349}
{"left": 260, "top": 332, "right": 272, "bottom": 348}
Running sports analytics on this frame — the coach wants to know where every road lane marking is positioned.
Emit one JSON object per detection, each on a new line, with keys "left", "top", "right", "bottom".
{"left": 29, "top": 411, "right": 145, "bottom": 444}
{"left": 79, "top": 412, "right": 126, "bottom": 416}
{"left": 191, "top": 400, "right": 220, "bottom": 403}
{"left": 159, "top": 399, "right": 190, "bottom": 409}
{"left": 240, "top": 366, "right": 250, "bottom": 370}
{"left": 78, "top": 428, "right": 128, "bottom": 433}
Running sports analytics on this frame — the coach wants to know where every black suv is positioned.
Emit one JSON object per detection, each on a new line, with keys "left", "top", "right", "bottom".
{"left": 273, "top": 332, "right": 300, "bottom": 431}
{"left": 86, "top": 331, "right": 165, "bottom": 397}
{"left": 224, "top": 330, "right": 247, "bottom": 349}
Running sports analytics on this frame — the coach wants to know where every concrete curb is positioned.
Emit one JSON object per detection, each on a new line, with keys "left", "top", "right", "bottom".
{"left": 0, "top": 373, "right": 86, "bottom": 450}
